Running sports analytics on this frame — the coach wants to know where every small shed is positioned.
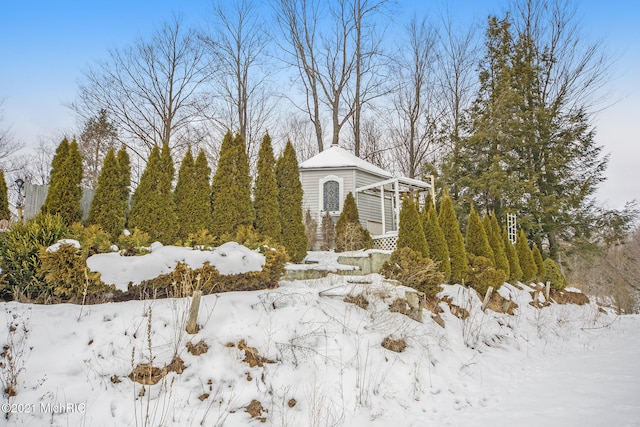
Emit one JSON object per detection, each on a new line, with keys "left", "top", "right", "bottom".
{"left": 299, "top": 145, "right": 433, "bottom": 250}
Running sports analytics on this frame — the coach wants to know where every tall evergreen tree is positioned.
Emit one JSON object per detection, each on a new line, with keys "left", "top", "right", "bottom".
{"left": 439, "top": 190, "right": 467, "bottom": 283}
{"left": 516, "top": 228, "right": 537, "bottom": 283}
{"left": 129, "top": 143, "right": 177, "bottom": 243}
{"left": 174, "top": 147, "right": 196, "bottom": 240}
{"left": 276, "top": 141, "right": 307, "bottom": 262}
{"left": 253, "top": 133, "right": 281, "bottom": 242}
{"left": 465, "top": 205, "right": 494, "bottom": 263}
{"left": 422, "top": 196, "right": 451, "bottom": 281}
{"left": 41, "top": 139, "right": 83, "bottom": 225}
{"left": 485, "top": 212, "right": 509, "bottom": 277}
{"left": 397, "top": 196, "right": 428, "bottom": 257}
{"left": 87, "top": 148, "right": 127, "bottom": 239}
{"left": 211, "top": 132, "right": 254, "bottom": 236}
{"left": 116, "top": 146, "right": 131, "bottom": 227}
{"left": 192, "top": 150, "right": 212, "bottom": 232}
{"left": 0, "top": 170, "right": 9, "bottom": 221}
{"left": 503, "top": 226, "right": 522, "bottom": 282}
{"left": 532, "top": 243, "right": 545, "bottom": 279}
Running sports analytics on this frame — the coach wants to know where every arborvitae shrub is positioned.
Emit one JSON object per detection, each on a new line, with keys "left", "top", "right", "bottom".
{"left": 532, "top": 243, "right": 545, "bottom": 279}
{"left": 254, "top": 133, "right": 281, "bottom": 242}
{"left": 68, "top": 222, "right": 113, "bottom": 257}
{"left": 439, "top": 191, "right": 468, "bottom": 283}
{"left": 41, "top": 139, "right": 83, "bottom": 225}
{"left": 485, "top": 212, "right": 509, "bottom": 277}
{"left": 116, "top": 147, "right": 131, "bottom": 227}
{"left": 212, "top": 132, "right": 254, "bottom": 236}
{"left": 174, "top": 147, "right": 196, "bottom": 241}
{"left": 422, "top": 199, "right": 451, "bottom": 281}
{"left": 183, "top": 229, "right": 218, "bottom": 248}
{"left": 320, "top": 212, "right": 335, "bottom": 251}
{"left": 0, "top": 170, "right": 9, "bottom": 221}
{"left": 117, "top": 228, "right": 151, "bottom": 256}
{"left": 516, "top": 229, "right": 537, "bottom": 283}
{"left": 381, "top": 247, "right": 444, "bottom": 297}
{"left": 87, "top": 148, "right": 127, "bottom": 239}
{"left": 37, "top": 243, "right": 112, "bottom": 302}
{"left": 334, "top": 192, "right": 372, "bottom": 252}
{"left": 397, "top": 197, "right": 428, "bottom": 257}
{"left": 0, "top": 214, "right": 67, "bottom": 301}
{"left": 304, "top": 209, "right": 318, "bottom": 250}
{"left": 503, "top": 227, "right": 522, "bottom": 282}
{"left": 128, "top": 143, "right": 178, "bottom": 244}
{"left": 276, "top": 141, "right": 307, "bottom": 262}
{"left": 541, "top": 258, "right": 567, "bottom": 291}
{"left": 465, "top": 205, "right": 494, "bottom": 263}
{"left": 467, "top": 255, "right": 506, "bottom": 295}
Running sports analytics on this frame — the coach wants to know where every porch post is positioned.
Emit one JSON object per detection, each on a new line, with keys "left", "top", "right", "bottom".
{"left": 394, "top": 180, "right": 400, "bottom": 231}
{"left": 380, "top": 184, "right": 386, "bottom": 234}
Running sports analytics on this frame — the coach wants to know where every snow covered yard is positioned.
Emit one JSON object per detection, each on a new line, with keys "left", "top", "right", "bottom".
{"left": 0, "top": 249, "right": 638, "bottom": 426}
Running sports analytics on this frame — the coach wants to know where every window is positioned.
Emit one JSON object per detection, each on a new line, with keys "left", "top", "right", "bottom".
{"left": 323, "top": 180, "right": 340, "bottom": 212}
{"left": 319, "top": 175, "right": 343, "bottom": 213}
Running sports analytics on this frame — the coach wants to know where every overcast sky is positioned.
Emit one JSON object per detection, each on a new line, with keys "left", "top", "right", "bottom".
{"left": 1, "top": 0, "right": 638, "bottom": 209}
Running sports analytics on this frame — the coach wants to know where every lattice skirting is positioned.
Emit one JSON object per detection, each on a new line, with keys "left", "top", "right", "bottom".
{"left": 372, "top": 234, "right": 398, "bottom": 251}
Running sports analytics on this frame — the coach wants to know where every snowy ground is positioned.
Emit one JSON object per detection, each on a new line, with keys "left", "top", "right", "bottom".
{"left": 0, "top": 248, "right": 638, "bottom": 426}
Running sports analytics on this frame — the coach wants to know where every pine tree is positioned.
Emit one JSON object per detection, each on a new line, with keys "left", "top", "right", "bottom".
{"left": 320, "top": 212, "right": 335, "bottom": 251}
{"left": 0, "top": 170, "right": 9, "bottom": 221}
{"left": 87, "top": 147, "right": 127, "bottom": 239}
{"left": 397, "top": 196, "right": 428, "bottom": 257}
{"left": 41, "top": 138, "right": 83, "bottom": 225}
{"left": 532, "top": 243, "right": 545, "bottom": 279}
{"left": 211, "top": 132, "right": 254, "bottom": 236}
{"left": 253, "top": 133, "right": 281, "bottom": 242}
{"left": 465, "top": 205, "right": 494, "bottom": 263}
{"left": 276, "top": 141, "right": 307, "bottom": 262}
{"left": 485, "top": 212, "right": 509, "bottom": 277}
{"left": 116, "top": 146, "right": 131, "bottom": 228}
{"left": 516, "top": 229, "right": 537, "bottom": 283}
{"left": 503, "top": 227, "right": 522, "bottom": 282}
{"left": 129, "top": 143, "right": 178, "bottom": 243}
{"left": 422, "top": 198, "right": 451, "bottom": 281}
{"left": 174, "top": 147, "right": 196, "bottom": 240}
{"left": 439, "top": 191, "right": 467, "bottom": 283}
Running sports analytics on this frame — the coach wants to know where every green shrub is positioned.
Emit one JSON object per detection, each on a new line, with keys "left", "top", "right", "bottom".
{"left": 532, "top": 243, "right": 545, "bottom": 279}
{"left": 397, "top": 197, "right": 428, "bottom": 257}
{"left": 116, "top": 228, "right": 151, "bottom": 256}
{"left": 335, "top": 193, "right": 372, "bottom": 252}
{"left": 467, "top": 255, "right": 506, "bottom": 295}
{"left": 381, "top": 247, "right": 444, "bottom": 297}
{"left": 181, "top": 229, "right": 218, "bottom": 248}
{"left": 68, "top": 223, "right": 113, "bottom": 256}
{"left": 0, "top": 214, "right": 67, "bottom": 301}
{"left": 37, "top": 243, "right": 113, "bottom": 302}
{"left": 541, "top": 258, "right": 568, "bottom": 291}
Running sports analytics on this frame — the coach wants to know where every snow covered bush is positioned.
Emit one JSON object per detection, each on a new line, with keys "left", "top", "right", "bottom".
{"left": 37, "top": 242, "right": 113, "bottom": 302}
{"left": 381, "top": 247, "right": 444, "bottom": 297}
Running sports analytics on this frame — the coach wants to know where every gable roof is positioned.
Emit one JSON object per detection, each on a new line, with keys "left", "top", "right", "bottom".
{"left": 299, "top": 145, "right": 392, "bottom": 178}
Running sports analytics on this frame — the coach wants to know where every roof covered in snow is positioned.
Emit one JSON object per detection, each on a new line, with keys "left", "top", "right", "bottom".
{"left": 299, "top": 145, "right": 392, "bottom": 178}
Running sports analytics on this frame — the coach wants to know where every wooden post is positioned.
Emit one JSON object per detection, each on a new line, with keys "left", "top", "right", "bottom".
{"left": 405, "top": 291, "right": 422, "bottom": 322}
{"left": 545, "top": 281, "right": 551, "bottom": 301}
{"left": 186, "top": 290, "right": 202, "bottom": 334}
{"left": 481, "top": 286, "right": 494, "bottom": 312}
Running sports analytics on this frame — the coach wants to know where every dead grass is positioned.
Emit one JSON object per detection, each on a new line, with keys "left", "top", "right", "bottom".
{"left": 237, "top": 339, "right": 275, "bottom": 368}
{"left": 245, "top": 399, "right": 267, "bottom": 423}
{"left": 550, "top": 289, "right": 590, "bottom": 305}
{"left": 128, "top": 356, "right": 185, "bottom": 385}
{"left": 479, "top": 291, "right": 518, "bottom": 315}
{"left": 186, "top": 340, "right": 209, "bottom": 356}
{"left": 441, "top": 296, "right": 468, "bottom": 320}
{"left": 389, "top": 298, "right": 410, "bottom": 315}
{"left": 344, "top": 293, "right": 369, "bottom": 310}
{"left": 381, "top": 336, "right": 407, "bottom": 353}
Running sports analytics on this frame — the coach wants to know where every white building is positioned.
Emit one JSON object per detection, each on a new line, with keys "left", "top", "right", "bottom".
{"left": 299, "top": 145, "right": 433, "bottom": 250}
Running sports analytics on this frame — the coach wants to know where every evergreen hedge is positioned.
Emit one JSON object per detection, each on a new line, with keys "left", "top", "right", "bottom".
{"left": 254, "top": 133, "right": 281, "bottom": 242}
{"left": 276, "top": 141, "right": 307, "bottom": 262}
{"left": 465, "top": 205, "right": 494, "bottom": 263}
{"left": 41, "top": 139, "right": 83, "bottom": 225}
{"left": 439, "top": 191, "right": 467, "bottom": 283}
{"left": 0, "top": 170, "right": 9, "bottom": 221}
{"left": 422, "top": 197, "right": 451, "bottom": 281}
{"left": 516, "top": 229, "right": 537, "bottom": 283}
{"left": 397, "top": 196, "right": 428, "bottom": 257}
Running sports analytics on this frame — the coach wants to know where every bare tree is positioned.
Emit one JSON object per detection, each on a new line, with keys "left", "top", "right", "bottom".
{"left": 0, "top": 100, "right": 22, "bottom": 170}
{"left": 348, "top": 0, "right": 390, "bottom": 157}
{"left": 78, "top": 109, "right": 118, "bottom": 189}
{"left": 388, "top": 17, "right": 443, "bottom": 179}
{"left": 202, "top": 0, "right": 277, "bottom": 169}
{"left": 73, "top": 16, "right": 211, "bottom": 160}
